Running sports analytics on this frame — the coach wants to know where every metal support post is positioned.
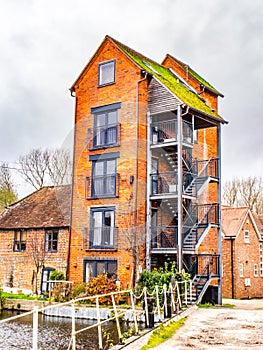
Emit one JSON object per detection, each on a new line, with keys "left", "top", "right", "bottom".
{"left": 32, "top": 306, "right": 38, "bottom": 350}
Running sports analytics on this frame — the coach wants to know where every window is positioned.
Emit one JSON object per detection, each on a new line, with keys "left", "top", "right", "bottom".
{"left": 90, "top": 208, "right": 115, "bottom": 248}
{"left": 45, "top": 230, "right": 58, "bottom": 252}
{"left": 94, "top": 110, "right": 118, "bottom": 147}
{"left": 13, "top": 230, "right": 26, "bottom": 252}
{"left": 239, "top": 264, "right": 244, "bottom": 277}
{"left": 244, "top": 230, "right": 250, "bottom": 244}
{"left": 91, "top": 103, "right": 120, "bottom": 149}
{"left": 254, "top": 264, "right": 259, "bottom": 277}
{"left": 98, "top": 60, "right": 115, "bottom": 86}
{"left": 84, "top": 259, "right": 117, "bottom": 282}
{"left": 41, "top": 268, "right": 55, "bottom": 294}
{"left": 260, "top": 243, "right": 263, "bottom": 276}
{"left": 92, "top": 158, "right": 116, "bottom": 197}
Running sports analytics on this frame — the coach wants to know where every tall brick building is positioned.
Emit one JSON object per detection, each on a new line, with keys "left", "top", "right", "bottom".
{"left": 69, "top": 36, "right": 226, "bottom": 301}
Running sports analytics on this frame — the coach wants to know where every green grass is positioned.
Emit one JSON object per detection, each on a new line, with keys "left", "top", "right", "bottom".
{"left": 198, "top": 302, "right": 235, "bottom": 309}
{"left": 2, "top": 292, "right": 46, "bottom": 301}
{"left": 140, "top": 318, "right": 186, "bottom": 350}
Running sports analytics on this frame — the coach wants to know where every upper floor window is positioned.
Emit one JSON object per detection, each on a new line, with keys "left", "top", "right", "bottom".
{"left": 239, "top": 263, "right": 244, "bottom": 277}
{"left": 244, "top": 230, "right": 250, "bottom": 244}
{"left": 90, "top": 103, "right": 120, "bottom": 149}
{"left": 90, "top": 208, "right": 115, "bottom": 248}
{"left": 45, "top": 229, "right": 58, "bottom": 252}
{"left": 254, "top": 264, "right": 259, "bottom": 277}
{"left": 13, "top": 229, "right": 26, "bottom": 252}
{"left": 92, "top": 158, "right": 116, "bottom": 198}
{"left": 98, "top": 60, "right": 116, "bottom": 86}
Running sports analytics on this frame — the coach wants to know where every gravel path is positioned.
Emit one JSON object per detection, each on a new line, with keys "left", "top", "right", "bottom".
{"left": 153, "top": 299, "right": 263, "bottom": 349}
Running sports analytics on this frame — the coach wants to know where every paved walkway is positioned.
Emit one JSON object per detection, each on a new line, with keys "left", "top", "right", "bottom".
{"left": 153, "top": 299, "right": 263, "bottom": 349}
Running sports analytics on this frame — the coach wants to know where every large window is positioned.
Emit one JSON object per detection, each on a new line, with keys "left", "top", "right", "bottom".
{"left": 98, "top": 60, "right": 115, "bottom": 86}
{"left": 13, "top": 230, "right": 26, "bottom": 252}
{"left": 91, "top": 103, "right": 120, "bottom": 149}
{"left": 94, "top": 110, "right": 118, "bottom": 147}
{"left": 90, "top": 208, "right": 115, "bottom": 248}
{"left": 92, "top": 158, "right": 116, "bottom": 197}
{"left": 45, "top": 229, "right": 58, "bottom": 252}
{"left": 84, "top": 259, "right": 117, "bottom": 282}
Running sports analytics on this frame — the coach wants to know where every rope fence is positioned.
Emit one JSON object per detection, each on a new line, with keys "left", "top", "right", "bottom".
{"left": 0, "top": 279, "right": 193, "bottom": 350}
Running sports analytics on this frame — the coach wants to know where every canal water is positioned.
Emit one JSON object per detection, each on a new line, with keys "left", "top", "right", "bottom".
{"left": 0, "top": 309, "right": 130, "bottom": 350}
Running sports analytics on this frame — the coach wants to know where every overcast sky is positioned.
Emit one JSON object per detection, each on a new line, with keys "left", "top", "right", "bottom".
{"left": 0, "top": 0, "right": 262, "bottom": 197}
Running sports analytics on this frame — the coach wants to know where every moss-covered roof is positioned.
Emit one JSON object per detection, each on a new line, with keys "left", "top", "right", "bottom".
{"left": 165, "top": 54, "right": 224, "bottom": 97}
{"left": 109, "top": 36, "right": 225, "bottom": 123}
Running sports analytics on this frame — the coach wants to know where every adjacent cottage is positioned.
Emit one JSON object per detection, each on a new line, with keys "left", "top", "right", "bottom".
{"left": 222, "top": 207, "right": 263, "bottom": 299}
{"left": 0, "top": 185, "right": 71, "bottom": 294}
{"left": 69, "top": 35, "right": 227, "bottom": 302}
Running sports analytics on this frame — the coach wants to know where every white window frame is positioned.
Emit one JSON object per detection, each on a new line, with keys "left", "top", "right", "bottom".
{"left": 254, "top": 264, "right": 259, "bottom": 277}
{"left": 260, "top": 243, "right": 263, "bottom": 276}
{"left": 244, "top": 230, "right": 250, "bottom": 244}
{"left": 239, "top": 263, "right": 244, "bottom": 277}
{"left": 98, "top": 60, "right": 116, "bottom": 86}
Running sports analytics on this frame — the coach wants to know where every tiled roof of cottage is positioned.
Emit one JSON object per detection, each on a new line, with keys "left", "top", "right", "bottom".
{"left": 109, "top": 36, "right": 226, "bottom": 123}
{"left": 0, "top": 185, "right": 71, "bottom": 229}
{"left": 221, "top": 207, "right": 249, "bottom": 237}
{"left": 253, "top": 213, "right": 263, "bottom": 238}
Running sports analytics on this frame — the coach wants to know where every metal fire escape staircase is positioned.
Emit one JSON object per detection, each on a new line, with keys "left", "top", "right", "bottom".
{"left": 189, "top": 255, "right": 218, "bottom": 304}
{"left": 183, "top": 158, "right": 217, "bottom": 198}
{"left": 183, "top": 204, "right": 215, "bottom": 253}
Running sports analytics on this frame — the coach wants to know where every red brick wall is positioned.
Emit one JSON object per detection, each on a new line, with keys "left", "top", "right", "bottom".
{"left": 0, "top": 228, "right": 69, "bottom": 293}
{"left": 222, "top": 216, "right": 263, "bottom": 299}
{"left": 69, "top": 38, "right": 148, "bottom": 288}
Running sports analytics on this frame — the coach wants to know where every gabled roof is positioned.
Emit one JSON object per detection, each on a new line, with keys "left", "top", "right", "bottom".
{"left": 110, "top": 36, "right": 225, "bottom": 123}
{"left": 253, "top": 213, "right": 263, "bottom": 239}
{"left": 222, "top": 206, "right": 261, "bottom": 240}
{"left": 163, "top": 54, "right": 224, "bottom": 97}
{"left": 0, "top": 185, "right": 71, "bottom": 229}
{"left": 71, "top": 35, "right": 226, "bottom": 124}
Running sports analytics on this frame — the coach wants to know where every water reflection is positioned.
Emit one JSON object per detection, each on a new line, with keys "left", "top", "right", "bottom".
{"left": 0, "top": 310, "right": 128, "bottom": 350}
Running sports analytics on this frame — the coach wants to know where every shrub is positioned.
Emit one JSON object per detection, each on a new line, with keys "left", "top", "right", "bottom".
{"left": 137, "top": 262, "right": 190, "bottom": 295}
{"left": 49, "top": 270, "right": 64, "bottom": 281}
{"left": 0, "top": 288, "right": 6, "bottom": 309}
{"left": 86, "top": 275, "right": 117, "bottom": 305}
{"left": 70, "top": 283, "right": 86, "bottom": 299}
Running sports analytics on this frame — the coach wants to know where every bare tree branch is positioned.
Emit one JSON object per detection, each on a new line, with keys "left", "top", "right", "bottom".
{"left": 222, "top": 176, "right": 263, "bottom": 214}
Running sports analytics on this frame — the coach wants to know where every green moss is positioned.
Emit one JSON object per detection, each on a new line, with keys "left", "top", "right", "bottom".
{"left": 141, "top": 318, "right": 186, "bottom": 350}
{"left": 115, "top": 40, "right": 224, "bottom": 122}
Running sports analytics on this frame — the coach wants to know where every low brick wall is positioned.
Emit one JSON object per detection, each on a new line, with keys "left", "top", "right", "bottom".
{"left": 4, "top": 299, "right": 48, "bottom": 311}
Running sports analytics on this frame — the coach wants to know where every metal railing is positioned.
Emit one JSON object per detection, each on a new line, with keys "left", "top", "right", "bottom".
{"left": 83, "top": 227, "right": 118, "bottom": 249}
{"left": 151, "top": 226, "right": 178, "bottom": 248}
{"left": 85, "top": 173, "right": 120, "bottom": 199}
{"left": 194, "top": 157, "right": 219, "bottom": 179}
{"left": 151, "top": 119, "right": 193, "bottom": 145}
{"left": 87, "top": 123, "right": 121, "bottom": 149}
{"left": 0, "top": 282, "right": 193, "bottom": 350}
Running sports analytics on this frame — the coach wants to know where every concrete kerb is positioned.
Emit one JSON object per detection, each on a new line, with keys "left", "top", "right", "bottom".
{"left": 112, "top": 304, "right": 198, "bottom": 350}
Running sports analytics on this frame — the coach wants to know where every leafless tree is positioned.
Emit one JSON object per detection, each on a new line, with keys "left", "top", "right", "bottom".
{"left": 222, "top": 176, "right": 263, "bottom": 214}
{"left": 46, "top": 148, "right": 72, "bottom": 186}
{"left": 18, "top": 148, "right": 72, "bottom": 190}
{"left": 18, "top": 148, "right": 49, "bottom": 190}
{"left": 222, "top": 177, "right": 239, "bottom": 207}
{"left": 0, "top": 163, "right": 17, "bottom": 210}
{"left": 28, "top": 233, "right": 46, "bottom": 295}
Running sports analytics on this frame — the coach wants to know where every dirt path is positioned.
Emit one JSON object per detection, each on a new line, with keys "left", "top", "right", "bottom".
{"left": 153, "top": 299, "right": 263, "bottom": 349}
